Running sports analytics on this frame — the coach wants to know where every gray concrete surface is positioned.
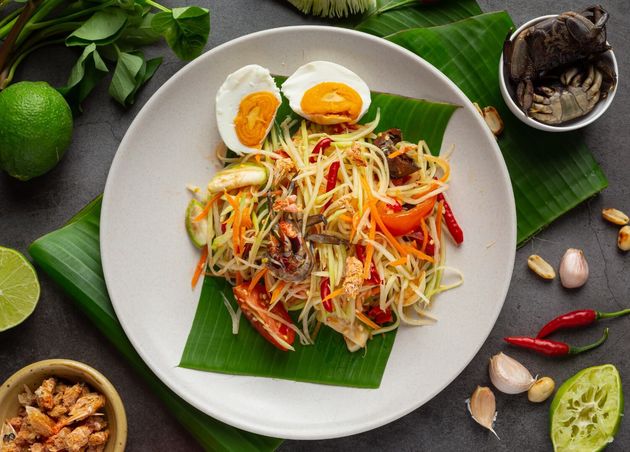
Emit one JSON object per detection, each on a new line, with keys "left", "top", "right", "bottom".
{"left": 1, "top": 1, "right": 628, "bottom": 450}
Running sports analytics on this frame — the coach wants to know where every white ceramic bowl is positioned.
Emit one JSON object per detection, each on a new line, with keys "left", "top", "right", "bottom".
{"left": 499, "top": 14, "right": 618, "bottom": 132}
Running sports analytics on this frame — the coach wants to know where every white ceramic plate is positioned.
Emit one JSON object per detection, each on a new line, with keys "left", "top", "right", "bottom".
{"left": 101, "top": 26, "right": 516, "bottom": 440}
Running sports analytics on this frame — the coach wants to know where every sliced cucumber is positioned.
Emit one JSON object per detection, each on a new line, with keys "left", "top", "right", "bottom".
{"left": 186, "top": 199, "right": 208, "bottom": 248}
{"left": 207, "top": 162, "right": 267, "bottom": 193}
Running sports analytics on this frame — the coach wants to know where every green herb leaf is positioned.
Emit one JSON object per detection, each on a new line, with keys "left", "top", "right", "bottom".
{"left": 151, "top": 6, "right": 210, "bottom": 60}
{"left": 118, "top": 12, "right": 161, "bottom": 48}
{"left": 58, "top": 43, "right": 109, "bottom": 114}
{"left": 109, "top": 50, "right": 161, "bottom": 106}
{"left": 66, "top": 8, "right": 129, "bottom": 46}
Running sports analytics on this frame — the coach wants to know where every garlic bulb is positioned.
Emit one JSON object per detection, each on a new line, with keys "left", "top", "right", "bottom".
{"left": 467, "top": 386, "right": 499, "bottom": 438}
{"left": 489, "top": 352, "right": 535, "bottom": 394}
{"left": 559, "top": 248, "right": 589, "bottom": 288}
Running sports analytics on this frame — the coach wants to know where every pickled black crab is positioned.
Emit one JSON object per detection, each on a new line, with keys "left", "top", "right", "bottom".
{"left": 504, "top": 5, "right": 617, "bottom": 124}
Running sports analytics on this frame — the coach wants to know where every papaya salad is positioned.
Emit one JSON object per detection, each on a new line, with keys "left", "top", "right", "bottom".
{"left": 185, "top": 61, "right": 464, "bottom": 353}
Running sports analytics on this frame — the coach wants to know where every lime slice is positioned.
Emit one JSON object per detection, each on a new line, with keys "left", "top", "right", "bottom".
{"left": 0, "top": 246, "right": 40, "bottom": 331}
{"left": 550, "top": 364, "right": 623, "bottom": 452}
{"left": 186, "top": 199, "right": 208, "bottom": 248}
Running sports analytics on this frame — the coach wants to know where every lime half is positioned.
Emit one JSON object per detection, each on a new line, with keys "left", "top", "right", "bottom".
{"left": 550, "top": 364, "right": 623, "bottom": 451}
{"left": 0, "top": 246, "right": 40, "bottom": 331}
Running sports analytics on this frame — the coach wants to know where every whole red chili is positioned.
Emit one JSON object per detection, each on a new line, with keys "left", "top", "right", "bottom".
{"left": 437, "top": 193, "right": 463, "bottom": 244}
{"left": 355, "top": 244, "right": 381, "bottom": 285}
{"left": 309, "top": 138, "right": 333, "bottom": 163}
{"left": 320, "top": 278, "right": 332, "bottom": 312}
{"left": 504, "top": 328, "right": 609, "bottom": 357}
{"left": 537, "top": 308, "right": 630, "bottom": 338}
{"left": 321, "top": 161, "right": 341, "bottom": 211}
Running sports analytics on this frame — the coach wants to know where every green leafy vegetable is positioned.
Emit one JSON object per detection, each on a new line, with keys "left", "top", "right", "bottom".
{"left": 65, "top": 8, "right": 128, "bottom": 47}
{"left": 57, "top": 43, "right": 109, "bottom": 113}
{"left": 151, "top": 6, "right": 210, "bottom": 60}
{"left": 108, "top": 48, "right": 161, "bottom": 106}
{"left": 28, "top": 197, "right": 283, "bottom": 452}
{"left": 180, "top": 87, "right": 459, "bottom": 388}
{"left": 0, "top": 0, "right": 210, "bottom": 111}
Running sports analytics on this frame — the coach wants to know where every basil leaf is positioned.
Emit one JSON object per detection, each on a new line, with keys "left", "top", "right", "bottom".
{"left": 151, "top": 6, "right": 209, "bottom": 60}
{"left": 58, "top": 43, "right": 109, "bottom": 114}
{"left": 109, "top": 50, "right": 162, "bottom": 106}
{"left": 66, "top": 8, "right": 128, "bottom": 46}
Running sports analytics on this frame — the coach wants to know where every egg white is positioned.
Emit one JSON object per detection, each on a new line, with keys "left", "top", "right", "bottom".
{"left": 281, "top": 61, "right": 371, "bottom": 124}
{"left": 216, "top": 64, "right": 281, "bottom": 154}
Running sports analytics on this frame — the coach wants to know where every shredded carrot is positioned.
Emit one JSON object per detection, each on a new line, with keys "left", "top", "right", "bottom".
{"left": 419, "top": 217, "right": 429, "bottom": 252}
{"left": 236, "top": 273, "right": 243, "bottom": 285}
{"left": 270, "top": 281, "right": 286, "bottom": 305}
{"left": 387, "top": 145, "right": 412, "bottom": 160}
{"left": 254, "top": 154, "right": 261, "bottom": 163}
{"left": 363, "top": 216, "right": 376, "bottom": 279}
{"left": 322, "top": 287, "right": 345, "bottom": 302}
{"left": 225, "top": 192, "right": 242, "bottom": 255}
{"left": 436, "top": 200, "right": 444, "bottom": 242}
{"left": 191, "top": 246, "right": 209, "bottom": 288}
{"left": 339, "top": 214, "right": 354, "bottom": 223}
{"left": 264, "top": 271, "right": 272, "bottom": 293}
{"left": 404, "top": 245, "right": 434, "bottom": 262}
{"left": 355, "top": 310, "right": 380, "bottom": 330}
{"left": 194, "top": 192, "right": 222, "bottom": 222}
{"left": 360, "top": 176, "right": 406, "bottom": 255}
{"left": 389, "top": 256, "right": 408, "bottom": 266}
{"left": 350, "top": 212, "right": 359, "bottom": 242}
{"left": 248, "top": 268, "right": 268, "bottom": 291}
{"left": 366, "top": 287, "right": 381, "bottom": 297}
{"left": 241, "top": 206, "right": 253, "bottom": 229}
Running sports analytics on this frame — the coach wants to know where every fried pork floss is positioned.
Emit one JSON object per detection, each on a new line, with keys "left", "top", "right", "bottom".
{"left": 1, "top": 377, "right": 110, "bottom": 452}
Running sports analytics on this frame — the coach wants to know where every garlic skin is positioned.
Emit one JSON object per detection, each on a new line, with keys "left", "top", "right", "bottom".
{"left": 489, "top": 352, "right": 535, "bottom": 394}
{"left": 467, "top": 386, "right": 499, "bottom": 438}
{"left": 559, "top": 248, "right": 589, "bottom": 288}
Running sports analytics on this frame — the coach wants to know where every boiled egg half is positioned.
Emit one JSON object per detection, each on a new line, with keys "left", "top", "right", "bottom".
{"left": 281, "top": 61, "right": 371, "bottom": 125}
{"left": 216, "top": 65, "right": 281, "bottom": 154}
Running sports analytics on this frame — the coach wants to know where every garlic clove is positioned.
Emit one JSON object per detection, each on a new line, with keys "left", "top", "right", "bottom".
{"left": 489, "top": 352, "right": 535, "bottom": 394}
{"left": 528, "top": 376, "right": 555, "bottom": 403}
{"left": 559, "top": 248, "right": 589, "bottom": 288}
{"left": 467, "top": 386, "right": 499, "bottom": 438}
{"left": 602, "top": 208, "right": 629, "bottom": 226}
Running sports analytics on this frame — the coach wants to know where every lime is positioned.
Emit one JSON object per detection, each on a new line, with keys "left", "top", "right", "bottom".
{"left": 0, "top": 81, "right": 73, "bottom": 181}
{"left": 0, "top": 246, "right": 40, "bottom": 331}
{"left": 550, "top": 364, "right": 623, "bottom": 452}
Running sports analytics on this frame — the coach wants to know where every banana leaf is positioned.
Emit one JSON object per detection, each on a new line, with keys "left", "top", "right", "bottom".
{"left": 352, "top": 0, "right": 482, "bottom": 35}
{"left": 28, "top": 200, "right": 283, "bottom": 452}
{"left": 180, "top": 92, "right": 459, "bottom": 387}
{"left": 356, "top": 11, "right": 608, "bottom": 244}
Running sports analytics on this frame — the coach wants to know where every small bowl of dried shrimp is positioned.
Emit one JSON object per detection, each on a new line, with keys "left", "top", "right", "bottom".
{"left": 0, "top": 359, "right": 126, "bottom": 452}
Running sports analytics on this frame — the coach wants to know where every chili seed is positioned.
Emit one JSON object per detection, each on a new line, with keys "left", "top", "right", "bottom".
{"left": 618, "top": 226, "right": 630, "bottom": 252}
{"left": 602, "top": 208, "right": 629, "bottom": 226}
{"left": 527, "top": 255, "right": 556, "bottom": 280}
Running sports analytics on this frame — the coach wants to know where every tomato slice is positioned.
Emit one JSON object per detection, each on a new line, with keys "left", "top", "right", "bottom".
{"left": 232, "top": 283, "right": 295, "bottom": 351}
{"left": 377, "top": 196, "right": 436, "bottom": 236}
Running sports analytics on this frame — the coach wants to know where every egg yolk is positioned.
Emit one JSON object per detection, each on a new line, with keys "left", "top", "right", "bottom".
{"left": 234, "top": 91, "right": 280, "bottom": 147}
{"left": 300, "top": 82, "right": 363, "bottom": 124}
